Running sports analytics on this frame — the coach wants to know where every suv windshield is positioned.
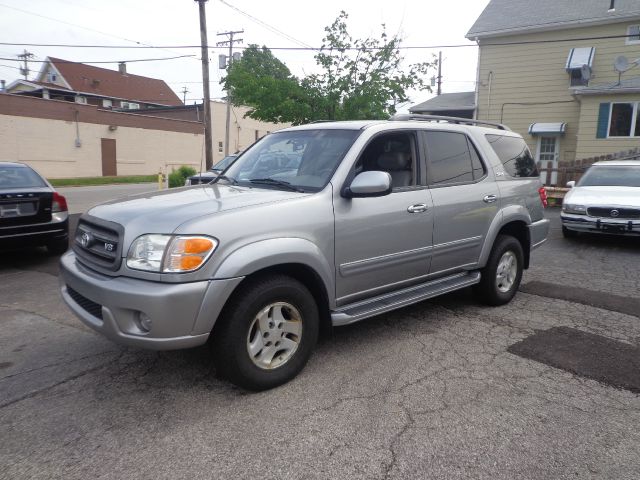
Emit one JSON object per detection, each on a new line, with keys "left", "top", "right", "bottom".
{"left": 220, "top": 129, "right": 361, "bottom": 192}
{"left": 0, "top": 165, "right": 47, "bottom": 189}
{"left": 578, "top": 165, "right": 640, "bottom": 187}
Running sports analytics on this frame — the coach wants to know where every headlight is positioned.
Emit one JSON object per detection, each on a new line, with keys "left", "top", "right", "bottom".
{"left": 126, "top": 235, "right": 217, "bottom": 273}
{"left": 562, "top": 204, "right": 587, "bottom": 215}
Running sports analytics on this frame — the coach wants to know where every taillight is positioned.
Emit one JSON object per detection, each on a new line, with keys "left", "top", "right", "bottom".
{"left": 538, "top": 187, "right": 548, "bottom": 208}
{"left": 52, "top": 192, "right": 68, "bottom": 213}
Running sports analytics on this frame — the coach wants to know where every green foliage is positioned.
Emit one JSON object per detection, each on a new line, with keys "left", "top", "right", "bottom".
{"left": 222, "top": 12, "right": 435, "bottom": 124}
{"left": 168, "top": 166, "right": 197, "bottom": 188}
{"left": 177, "top": 165, "right": 197, "bottom": 178}
{"left": 48, "top": 175, "right": 156, "bottom": 187}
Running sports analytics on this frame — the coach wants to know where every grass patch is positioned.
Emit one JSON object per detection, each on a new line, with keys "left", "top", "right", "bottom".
{"left": 49, "top": 175, "right": 157, "bottom": 187}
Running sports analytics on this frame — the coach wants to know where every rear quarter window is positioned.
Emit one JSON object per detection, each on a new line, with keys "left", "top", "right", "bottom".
{"left": 485, "top": 134, "right": 539, "bottom": 178}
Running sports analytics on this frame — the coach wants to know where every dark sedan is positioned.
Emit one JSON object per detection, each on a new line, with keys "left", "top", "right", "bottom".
{"left": 185, "top": 154, "right": 238, "bottom": 186}
{"left": 0, "top": 162, "right": 69, "bottom": 254}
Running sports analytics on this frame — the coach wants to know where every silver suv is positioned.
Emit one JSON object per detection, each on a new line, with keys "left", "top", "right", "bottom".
{"left": 60, "top": 115, "right": 549, "bottom": 390}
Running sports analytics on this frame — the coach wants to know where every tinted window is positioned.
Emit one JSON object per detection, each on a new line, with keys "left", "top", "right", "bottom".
{"left": 578, "top": 166, "right": 640, "bottom": 187}
{"left": 425, "top": 131, "right": 474, "bottom": 185}
{"left": 485, "top": 134, "right": 539, "bottom": 178}
{"left": 468, "top": 140, "right": 486, "bottom": 180}
{"left": 0, "top": 165, "right": 47, "bottom": 188}
{"left": 356, "top": 132, "right": 418, "bottom": 189}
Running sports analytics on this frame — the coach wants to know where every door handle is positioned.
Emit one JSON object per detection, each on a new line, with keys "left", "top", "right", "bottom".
{"left": 483, "top": 195, "right": 498, "bottom": 203}
{"left": 407, "top": 203, "right": 428, "bottom": 213}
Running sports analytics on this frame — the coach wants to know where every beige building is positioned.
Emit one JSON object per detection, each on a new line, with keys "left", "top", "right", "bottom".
{"left": 0, "top": 94, "right": 291, "bottom": 178}
{"left": 467, "top": 0, "right": 640, "bottom": 180}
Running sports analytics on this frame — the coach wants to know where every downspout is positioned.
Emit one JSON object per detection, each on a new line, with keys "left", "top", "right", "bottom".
{"left": 473, "top": 37, "right": 481, "bottom": 120}
{"left": 487, "top": 71, "right": 493, "bottom": 122}
{"left": 73, "top": 109, "right": 81, "bottom": 147}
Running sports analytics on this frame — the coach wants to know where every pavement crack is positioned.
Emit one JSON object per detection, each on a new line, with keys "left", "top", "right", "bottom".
{"left": 0, "top": 353, "right": 124, "bottom": 410}
{"left": 0, "top": 350, "right": 119, "bottom": 381}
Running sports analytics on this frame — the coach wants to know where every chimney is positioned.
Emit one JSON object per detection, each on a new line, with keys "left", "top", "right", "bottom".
{"left": 118, "top": 62, "right": 127, "bottom": 74}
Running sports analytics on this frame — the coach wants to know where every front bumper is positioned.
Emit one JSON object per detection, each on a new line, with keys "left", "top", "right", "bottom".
{"left": 59, "top": 251, "right": 243, "bottom": 350}
{"left": 561, "top": 213, "right": 640, "bottom": 235}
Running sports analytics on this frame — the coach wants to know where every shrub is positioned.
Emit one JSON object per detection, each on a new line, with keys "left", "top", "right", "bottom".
{"left": 168, "top": 165, "right": 198, "bottom": 188}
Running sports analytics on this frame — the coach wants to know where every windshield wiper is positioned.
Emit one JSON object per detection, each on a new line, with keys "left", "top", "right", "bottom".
{"left": 214, "top": 174, "right": 238, "bottom": 185}
{"left": 249, "top": 178, "right": 305, "bottom": 192}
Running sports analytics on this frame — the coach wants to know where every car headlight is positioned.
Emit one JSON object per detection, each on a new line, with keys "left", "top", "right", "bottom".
{"left": 562, "top": 204, "right": 587, "bottom": 215}
{"left": 126, "top": 235, "right": 217, "bottom": 273}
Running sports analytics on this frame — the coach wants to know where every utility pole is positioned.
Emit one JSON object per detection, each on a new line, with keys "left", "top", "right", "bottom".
{"left": 181, "top": 86, "right": 189, "bottom": 104}
{"left": 437, "top": 51, "right": 442, "bottom": 96}
{"left": 17, "top": 50, "right": 34, "bottom": 80}
{"left": 194, "top": 0, "right": 213, "bottom": 170}
{"left": 217, "top": 30, "right": 243, "bottom": 156}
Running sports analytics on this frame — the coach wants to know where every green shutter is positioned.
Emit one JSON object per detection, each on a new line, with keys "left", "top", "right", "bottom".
{"left": 596, "top": 102, "right": 610, "bottom": 139}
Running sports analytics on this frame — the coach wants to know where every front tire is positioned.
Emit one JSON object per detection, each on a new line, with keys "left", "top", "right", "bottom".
{"left": 474, "top": 234, "right": 524, "bottom": 306}
{"left": 212, "top": 275, "right": 319, "bottom": 391}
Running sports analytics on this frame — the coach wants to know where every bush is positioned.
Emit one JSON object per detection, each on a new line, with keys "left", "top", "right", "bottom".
{"left": 168, "top": 165, "right": 197, "bottom": 188}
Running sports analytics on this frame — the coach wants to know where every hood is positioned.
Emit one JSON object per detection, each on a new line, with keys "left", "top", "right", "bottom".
{"left": 565, "top": 186, "right": 640, "bottom": 207}
{"left": 87, "top": 184, "right": 307, "bottom": 242}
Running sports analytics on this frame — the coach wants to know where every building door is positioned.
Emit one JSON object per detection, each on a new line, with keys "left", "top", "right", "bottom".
{"left": 536, "top": 136, "right": 559, "bottom": 185}
{"left": 101, "top": 138, "right": 117, "bottom": 176}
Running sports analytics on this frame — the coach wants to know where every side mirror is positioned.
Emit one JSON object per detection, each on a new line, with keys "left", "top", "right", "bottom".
{"left": 566, "top": 180, "right": 576, "bottom": 188}
{"left": 343, "top": 171, "right": 392, "bottom": 198}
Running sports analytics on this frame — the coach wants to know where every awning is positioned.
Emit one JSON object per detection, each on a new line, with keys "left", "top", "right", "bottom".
{"left": 528, "top": 122, "right": 567, "bottom": 135}
{"left": 566, "top": 47, "right": 595, "bottom": 71}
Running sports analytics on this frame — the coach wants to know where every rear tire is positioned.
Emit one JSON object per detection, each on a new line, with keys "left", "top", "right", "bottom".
{"left": 562, "top": 226, "right": 578, "bottom": 239}
{"left": 474, "top": 234, "right": 524, "bottom": 306}
{"left": 46, "top": 237, "right": 68, "bottom": 255}
{"left": 212, "top": 275, "right": 319, "bottom": 391}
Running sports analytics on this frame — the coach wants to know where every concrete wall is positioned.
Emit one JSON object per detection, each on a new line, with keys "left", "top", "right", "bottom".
{"left": 0, "top": 95, "right": 204, "bottom": 178}
{"left": 476, "top": 21, "right": 640, "bottom": 162}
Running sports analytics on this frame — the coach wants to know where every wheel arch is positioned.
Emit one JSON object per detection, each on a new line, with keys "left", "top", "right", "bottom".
{"left": 479, "top": 208, "right": 532, "bottom": 269}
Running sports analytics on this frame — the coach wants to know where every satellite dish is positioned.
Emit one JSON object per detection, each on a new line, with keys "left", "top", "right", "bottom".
{"left": 614, "top": 55, "right": 629, "bottom": 72}
{"left": 580, "top": 64, "right": 592, "bottom": 81}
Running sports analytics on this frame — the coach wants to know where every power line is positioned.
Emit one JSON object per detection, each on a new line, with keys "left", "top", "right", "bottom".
{"left": 0, "top": 2, "right": 199, "bottom": 60}
{"left": 0, "top": 33, "right": 638, "bottom": 51}
{"left": 0, "top": 55, "right": 196, "bottom": 64}
{"left": 217, "top": 0, "right": 313, "bottom": 49}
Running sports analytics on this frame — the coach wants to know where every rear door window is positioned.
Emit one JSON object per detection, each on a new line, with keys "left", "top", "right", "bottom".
{"left": 424, "top": 131, "right": 484, "bottom": 186}
{"left": 485, "top": 134, "right": 539, "bottom": 178}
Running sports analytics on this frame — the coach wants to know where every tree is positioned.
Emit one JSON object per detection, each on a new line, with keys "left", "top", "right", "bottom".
{"left": 223, "top": 12, "right": 435, "bottom": 124}
{"left": 221, "top": 45, "right": 308, "bottom": 124}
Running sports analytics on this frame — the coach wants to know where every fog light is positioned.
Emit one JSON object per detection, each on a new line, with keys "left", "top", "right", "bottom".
{"left": 139, "top": 312, "right": 153, "bottom": 332}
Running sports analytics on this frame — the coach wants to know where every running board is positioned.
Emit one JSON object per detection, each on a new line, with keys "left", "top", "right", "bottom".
{"left": 331, "top": 271, "right": 481, "bottom": 326}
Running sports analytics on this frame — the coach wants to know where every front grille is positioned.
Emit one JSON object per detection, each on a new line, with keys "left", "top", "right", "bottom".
{"left": 587, "top": 207, "right": 640, "bottom": 219}
{"left": 67, "top": 286, "right": 103, "bottom": 320}
{"left": 73, "top": 217, "right": 123, "bottom": 271}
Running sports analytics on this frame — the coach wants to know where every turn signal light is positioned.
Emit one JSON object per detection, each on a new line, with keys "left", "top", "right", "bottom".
{"left": 163, "top": 236, "right": 217, "bottom": 273}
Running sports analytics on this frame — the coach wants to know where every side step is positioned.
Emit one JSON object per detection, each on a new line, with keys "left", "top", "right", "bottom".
{"left": 331, "top": 271, "right": 481, "bottom": 327}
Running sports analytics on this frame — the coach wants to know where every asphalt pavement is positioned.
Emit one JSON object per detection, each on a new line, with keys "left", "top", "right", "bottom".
{"left": 57, "top": 183, "right": 158, "bottom": 214}
{"left": 1, "top": 206, "right": 639, "bottom": 479}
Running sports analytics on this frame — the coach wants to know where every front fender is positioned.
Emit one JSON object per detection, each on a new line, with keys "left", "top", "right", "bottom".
{"left": 213, "top": 237, "right": 335, "bottom": 305}
{"left": 478, "top": 205, "right": 532, "bottom": 268}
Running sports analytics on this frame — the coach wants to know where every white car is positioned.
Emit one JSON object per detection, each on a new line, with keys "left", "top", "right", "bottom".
{"left": 561, "top": 160, "right": 640, "bottom": 238}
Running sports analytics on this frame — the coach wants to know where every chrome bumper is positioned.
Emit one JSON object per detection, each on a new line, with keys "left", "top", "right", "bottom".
{"left": 561, "top": 214, "right": 640, "bottom": 235}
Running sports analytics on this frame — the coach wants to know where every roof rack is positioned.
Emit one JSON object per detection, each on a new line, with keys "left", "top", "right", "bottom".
{"left": 389, "top": 114, "right": 510, "bottom": 131}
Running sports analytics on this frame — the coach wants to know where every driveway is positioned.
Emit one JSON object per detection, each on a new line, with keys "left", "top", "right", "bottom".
{"left": 58, "top": 183, "right": 158, "bottom": 214}
{"left": 1, "top": 209, "right": 639, "bottom": 479}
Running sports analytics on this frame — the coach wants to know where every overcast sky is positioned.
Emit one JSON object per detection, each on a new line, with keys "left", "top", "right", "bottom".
{"left": 0, "top": 0, "right": 490, "bottom": 111}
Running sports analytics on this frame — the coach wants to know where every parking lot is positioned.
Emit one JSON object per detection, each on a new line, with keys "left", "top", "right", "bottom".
{"left": 1, "top": 207, "right": 639, "bottom": 479}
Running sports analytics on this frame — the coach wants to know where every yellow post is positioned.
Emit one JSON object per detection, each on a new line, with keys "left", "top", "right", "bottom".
{"left": 158, "top": 169, "right": 163, "bottom": 190}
